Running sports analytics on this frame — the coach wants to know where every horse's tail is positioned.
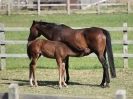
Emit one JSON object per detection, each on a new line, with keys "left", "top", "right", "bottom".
{"left": 27, "top": 42, "right": 32, "bottom": 60}
{"left": 103, "top": 29, "right": 116, "bottom": 78}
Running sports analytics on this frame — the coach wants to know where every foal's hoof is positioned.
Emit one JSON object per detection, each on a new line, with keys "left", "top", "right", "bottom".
{"left": 30, "top": 83, "right": 34, "bottom": 87}
{"left": 35, "top": 84, "right": 38, "bottom": 87}
{"left": 30, "top": 85, "right": 34, "bottom": 87}
{"left": 63, "top": 83, "right": 68, "bottom": 88}
{"left": 59, "top": 86, "right": 62, "bottom": 89}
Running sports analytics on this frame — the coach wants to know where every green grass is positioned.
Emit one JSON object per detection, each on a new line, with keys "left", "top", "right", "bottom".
{"left": 0, "top": 13, "right": 132, "bottom": 27}
{"left": 0, "top": 14, "right": 132, "bottom": 69}
{"left": 5, "top": 57, "right": 130, "bottom": 69}
{"left": 0, "top": 69, "right": 133, "bottom": 99}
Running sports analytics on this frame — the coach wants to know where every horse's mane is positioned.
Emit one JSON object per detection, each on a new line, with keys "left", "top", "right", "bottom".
{"left": 33, "top": 20, "right": 71, "bottom": 29}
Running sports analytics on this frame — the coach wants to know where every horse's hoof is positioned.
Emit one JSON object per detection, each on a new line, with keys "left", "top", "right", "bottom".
{"left": 100, "top": 85, "right": 105, "bottom": 88}
{"left": 105, "top": 83, "right": 110, "bottom": 88}
{"left": 100, "top": 84, "right": 106, "bottom": 88}
{"left": 100, "top": 83, "right": 104, "bottom": 88}
{"left": 65, "top": 81, "right": 69, "bottom": 84}
{"left": 100, "top": 84, "right": 110, "bottom": 88}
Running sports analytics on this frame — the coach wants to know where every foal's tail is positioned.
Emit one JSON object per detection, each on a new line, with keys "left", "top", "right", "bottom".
{"left": 103, "top": 29, "right": 116, "bottom": 78}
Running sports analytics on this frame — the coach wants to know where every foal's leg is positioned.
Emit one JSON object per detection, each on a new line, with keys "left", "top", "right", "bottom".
{"left": 56, "top": 57, "right": 68, "bottom": 88}
{"left": 62, "top": 63, "right": 68, "bottom": 87}
{"left": 56, "top": 58, "right": 63, "bottom": 88}
{"left": 29, "top": 58, "right": 38, "bottom": 87}
{"left": 29, "top": 59, "right": 35, "bottom": 86}
{"left": 59, "top": 63, "right": 63, "bottom": 88}
{"left": 29, "top": 60, "right": 33, "bottom": 86}
{"left": 98, "top": 54, "right": 110, "bottom": 88}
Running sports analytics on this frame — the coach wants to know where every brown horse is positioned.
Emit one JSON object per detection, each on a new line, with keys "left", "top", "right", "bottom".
{"left": 28, "top": 20, "right": 116, "bottom": 88}
{"left": 27, "top": 39, "right": 87, "bottom": 88}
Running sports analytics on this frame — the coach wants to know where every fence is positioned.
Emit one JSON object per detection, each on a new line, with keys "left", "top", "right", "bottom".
{"left": 0, "top": 83, "right": 127, "bottom": 99}
{"left": 0, "top": 0, "right": 133, "bottom": 15}
{"left": 0, "top": 23, "right": 133, "bottom": 70}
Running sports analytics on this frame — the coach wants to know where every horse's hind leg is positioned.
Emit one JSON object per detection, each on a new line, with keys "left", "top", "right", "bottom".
{"left": 98, "top": 54, "right": 110, "bottom": 88}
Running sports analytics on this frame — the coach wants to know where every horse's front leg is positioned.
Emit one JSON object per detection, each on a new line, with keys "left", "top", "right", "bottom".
{"left": 65, "top": 57, "right": 70, "bottom": 84}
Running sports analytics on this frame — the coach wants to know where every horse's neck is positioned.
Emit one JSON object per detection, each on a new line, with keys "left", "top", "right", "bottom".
{"left": 38, "top": 28, "right": 52, "bottom": 40}
{"left": 42, "top": 31, "right": 53, "bottom": 40}
{"left": 27, "top": 41, "right": 33, "bottom": 46}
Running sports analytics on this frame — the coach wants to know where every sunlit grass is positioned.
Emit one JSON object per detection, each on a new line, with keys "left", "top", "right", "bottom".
{"left": 0, "top": 69, "right": 133, "bottom": 99}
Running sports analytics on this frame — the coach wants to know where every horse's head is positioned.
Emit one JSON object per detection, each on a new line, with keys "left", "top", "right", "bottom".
{"left": 28, "top": 20, "right": 42, "bottom": 41}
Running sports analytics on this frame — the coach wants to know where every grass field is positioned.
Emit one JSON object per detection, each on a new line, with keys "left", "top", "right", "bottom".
{"left": 0, "top": 68, "right": 133, "bottom": 99}
{"left": 0, "top": 13, "right": 132, "bottom": 27}
{"left": 0, "top": 13, "right": 133, "bottom": 98}
{"left": 0, "top": 13, "right": 132, "bottom": 69}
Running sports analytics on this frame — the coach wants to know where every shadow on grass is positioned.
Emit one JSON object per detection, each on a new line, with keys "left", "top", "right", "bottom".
{"left": 1, "top": 78, "right": 100, "bottom": 88}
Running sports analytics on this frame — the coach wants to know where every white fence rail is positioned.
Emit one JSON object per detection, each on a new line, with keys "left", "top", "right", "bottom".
{"left": 0, "top": 23, "right": 133, "bottom": 70}
{"left": 0, "top": 83, "right": 127, "bottom": 99}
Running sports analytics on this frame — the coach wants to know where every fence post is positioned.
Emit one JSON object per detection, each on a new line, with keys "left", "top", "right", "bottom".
{"left": 127, "top": 0, "right": 131, "bottom": 14}
{"left": 115, "top": 90, "right": 126, "bottom": 99}
{"left": 8, "top": 83, "right": 19, "bottom": 99}
{"left": 7, "top": 0, "right": 11, "bottom": 16}
{"left": 66, "top": 0, "right": 70, "bottom": 15}
{"left": 17, "top": 0, "right": 21, "bottom": 9}
{"left": 37, "top": 0, "right": 40, "bottom": 15}
{"left": 0, "top": 23, "right": 6, "bottom": 70}
{"left": 97, "top": 4, "right": 100, "bottom": 14}
{"left": 123, "top": 23, "right": 128, "bottom": 68}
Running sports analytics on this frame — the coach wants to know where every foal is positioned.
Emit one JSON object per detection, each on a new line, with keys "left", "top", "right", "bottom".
{"left": 27, "top": 39, "right": 85, "bottom": 88}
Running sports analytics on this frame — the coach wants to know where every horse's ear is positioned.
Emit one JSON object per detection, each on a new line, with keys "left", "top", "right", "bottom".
{"left": 33, "top": 20, "right": 36, "bottom": 24}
